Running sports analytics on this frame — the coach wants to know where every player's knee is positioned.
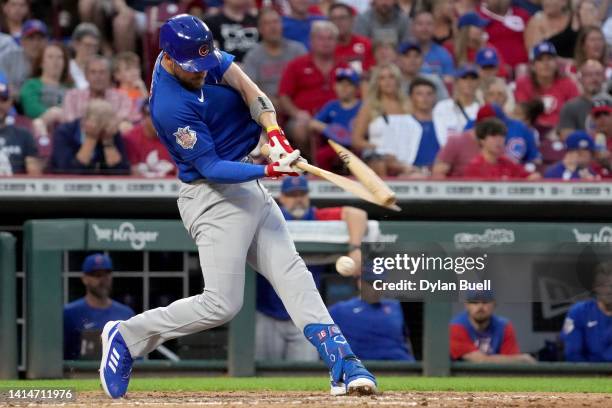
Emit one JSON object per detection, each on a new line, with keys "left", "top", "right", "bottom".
{"left": 204, "top": 291, "right": 243, "bottom": 325}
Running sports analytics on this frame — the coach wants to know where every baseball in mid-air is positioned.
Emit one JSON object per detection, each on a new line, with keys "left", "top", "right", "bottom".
{"left": 335, "top": 256, "right": 356, "bottom": 277}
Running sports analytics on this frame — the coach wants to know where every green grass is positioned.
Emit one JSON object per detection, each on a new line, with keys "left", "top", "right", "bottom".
{"left": 0, "top": 377, "right": 611, "bottom": 393}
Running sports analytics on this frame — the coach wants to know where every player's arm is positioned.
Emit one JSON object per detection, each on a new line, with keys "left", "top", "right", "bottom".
{"left": 222, "top": 62, "right": 300, "bottom": 163}
{"left": 461, "top": 350, "right": 536, "bottom": 364}
{"left": 222, "top": 62, "right": 278, "bottom": 129}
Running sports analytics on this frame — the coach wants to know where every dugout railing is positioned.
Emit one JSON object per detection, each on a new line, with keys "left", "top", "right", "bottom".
{"left": 15, "top": 219, "right": 612, "bottom": 378}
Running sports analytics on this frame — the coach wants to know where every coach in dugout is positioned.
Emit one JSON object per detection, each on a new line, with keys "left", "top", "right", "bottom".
{"left": 450, "top": 290, "right": 536, "bottom": 363}
{"left": 561, "top": 261, "right": 612, "bottom": 362}
{"left": 329, "top": 265, "right": 415, "bottom": 361}
{"left": 255, "top": 175, "right": 367, "bottom": 361}
{"left": 64, "top": 253, "right": 134, "bottom": 360}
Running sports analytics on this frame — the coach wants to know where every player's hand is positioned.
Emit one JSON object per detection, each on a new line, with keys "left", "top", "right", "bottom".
{"left": 265, "top": 150, "right": 303, "bottom": 177}
{"left": 266, "top": 126, "right": 295, "bottom": 162}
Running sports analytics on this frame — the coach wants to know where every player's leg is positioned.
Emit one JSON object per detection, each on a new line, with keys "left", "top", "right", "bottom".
{"left": 101, "top": 181, "right": 263, "bottom": 398}
{"left": 283, "top": 321, "right": 319, "bottom": 361}
{"left": 246, "top": 187, "right": 377, "bottom": 395}
{"left": 255, "top": 311, "right": 287, "bottom": 360}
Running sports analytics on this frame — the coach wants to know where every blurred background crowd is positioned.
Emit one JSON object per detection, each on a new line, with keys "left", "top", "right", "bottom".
{"left": 2, "top": 0, "right": 612, "bottom": 180}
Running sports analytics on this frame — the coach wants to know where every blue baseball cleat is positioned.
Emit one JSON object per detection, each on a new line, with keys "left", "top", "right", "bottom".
{"left": 343, "top": 357, "right": 377, "bottom": 396}
{"left": 99, "top": 321, "right": 133, "bottom": 398}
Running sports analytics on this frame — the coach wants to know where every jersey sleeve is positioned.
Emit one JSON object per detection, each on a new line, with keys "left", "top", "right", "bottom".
{"left": 522, "top": 127, "right": 541, "bottom": 162}
{"left": 314, "top": 207, "right": 343, "bottom": 220}
{"left": 499, "top": 322, "right": 521, "bottom": 355}
{"left": 155, "top": 101, "right": 265, "bottom": 183}
{"left": 207, "top": 51, "right": 235, "bottom": 84}
{"left": 449, "top": 323, "right": 478, "bottom": 360}
{"left": 560, "top": 306, "right": 587, "bottom": 362}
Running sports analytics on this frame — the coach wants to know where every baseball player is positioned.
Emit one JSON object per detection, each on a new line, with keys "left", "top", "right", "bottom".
{"left": 99, "top": 14, "right": 376, "bottom": 399}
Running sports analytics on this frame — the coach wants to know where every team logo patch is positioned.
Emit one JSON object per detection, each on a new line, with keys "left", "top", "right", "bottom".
{"left": 174, "top": 126, "right": 197, "bottom": 149}
{"left": 317, "top": 329, "right": 327, "bottom": 341}
{"left": 199, "top": 44, "right": 210, "bottom": 57}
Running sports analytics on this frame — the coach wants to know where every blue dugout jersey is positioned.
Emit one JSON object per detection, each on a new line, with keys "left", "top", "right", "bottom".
{"left": 329, "top": 297, "right": 414, "bottom": 361}
{"left": 149, "top": 51, "right": 265, "bottom": 183}
{"left": 63, "top": 298, "right": 134, "bottom": 359}
{"left": 561, "top": 299, "right": 612, "bottom": 362}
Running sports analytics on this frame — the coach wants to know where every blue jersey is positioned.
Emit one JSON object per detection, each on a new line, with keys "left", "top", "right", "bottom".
{"left": 544, "top": 162, "right": 596, "bottom": 180}
{"left": 149, "top": 51, "right": 264, "bottom": 183}
{"left": 413, "top": 120, "right": 440, "bottom": 167}
{"left": 315, "top": 100, "right": 361, "bottom": 128}
{"left": 465, "top": 116, "right": 540, "bottom": 163}
{"left": 329, "top": 297, "right": 414, "bottom": 361}
{"left": 64, "top": 298, "right": 134, "bottom": 359}
{"left": 561, "top": 299, "right": 612, "bottom": 362}
{"left": 421, "top": 43, "right": 455, "bottom": 77}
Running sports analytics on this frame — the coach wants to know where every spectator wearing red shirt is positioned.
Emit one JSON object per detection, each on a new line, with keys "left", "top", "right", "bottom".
{"left": 514, "top": 41, "right": 580, "bottom": 131}
{"left": 122, "top": 101, "right": 176, "bottom": 178}
{"left": 450, "top": 290, "right": 536, "bottom": 363}
{"left": 478, "top": 0, "right": 530, "bottom": 68}
{"left": 463, "top": 117, "right": 541, "bottom": 179}
{"left": 329, "top": 3, "right": 375, "bottom": 74}
{"left": 279, "top": 20, "right": 347, "bottom": 158}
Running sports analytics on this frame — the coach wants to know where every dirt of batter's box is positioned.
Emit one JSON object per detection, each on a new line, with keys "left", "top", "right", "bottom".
{"left": 17, "top": 390, "right": 610, "bottom": 408}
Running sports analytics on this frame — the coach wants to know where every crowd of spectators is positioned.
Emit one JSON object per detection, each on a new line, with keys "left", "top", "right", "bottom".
{"left": 3, "top": 0, "right": 612, "bottom": 179}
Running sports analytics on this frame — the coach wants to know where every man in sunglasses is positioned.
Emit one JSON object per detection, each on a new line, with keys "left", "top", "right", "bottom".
{"left": 0, "top": 71, "right": 41, "bottom": 175}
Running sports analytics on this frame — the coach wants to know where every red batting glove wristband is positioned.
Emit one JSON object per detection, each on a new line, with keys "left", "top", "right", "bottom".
{"left": 265, "top": 162, "right": 299, "bottom": 177}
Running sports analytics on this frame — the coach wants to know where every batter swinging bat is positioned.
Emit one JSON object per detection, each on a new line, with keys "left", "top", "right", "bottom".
{"left": 327, "top": 139, "right": 398, "bottom": 208}
{"left": 260, "top": 144, "right": 400, "bottom": 211}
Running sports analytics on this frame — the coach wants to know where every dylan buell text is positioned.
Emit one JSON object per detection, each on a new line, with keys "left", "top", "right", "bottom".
{"left": 372, "top": 279, "right": 492, "bottom": 293}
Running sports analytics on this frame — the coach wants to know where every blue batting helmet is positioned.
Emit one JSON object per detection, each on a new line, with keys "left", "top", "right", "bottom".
{"left": 159, "top": 14, "right": 222, "bottom": 72}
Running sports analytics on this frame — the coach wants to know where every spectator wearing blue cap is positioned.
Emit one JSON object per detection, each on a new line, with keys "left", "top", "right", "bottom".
{"left": 328, "top": 265, "right": 415, "bottom": 361}
{"left": 397, "top": 41, "right": 449, "bottom": 102}
{"left": 524, "top": 0, "right": 577, "bottom": 59}
{"left": 0, "top": 19, "right": 48, "bottom": 92}
{"left": 544, "top": 130, "right": 602, "bottom": 180}
{"left": 256, "top": 175, "right": 369, "bottom": 361}
{"left": 432, "top": 64, "right": 481, "bottom": 146}
{"left": 63, "top": 253, "right": 134, "bottom": 360}
{"left": 0, "top": 71, "right": 40, "bottom": 175}
{"left": 475, "top": 47, "right": 509, "bottom": 80}
{"left": 309, "top": 68, "right": 362, "bottom": 171}
{"left": 411, "top": 10, "right": 455, "bottom": 81}
{"left": 515, "top": 41, "right": 580, "bottom": 131}
{"left": 450, "top": 290, "right": 536, "bottom": 363}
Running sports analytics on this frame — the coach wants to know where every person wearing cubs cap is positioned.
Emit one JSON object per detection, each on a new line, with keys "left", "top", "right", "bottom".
{"left": 64, "top": 254, "right": 134, "bottom": 360}
{"left": 99, "top": 14, "right": 377, "bottom": 399}
{"left": 544, "top": 130, "right": 603, "bottom": 180}
{"left": 309, "top": 67, "right": 362, "bottom": 171}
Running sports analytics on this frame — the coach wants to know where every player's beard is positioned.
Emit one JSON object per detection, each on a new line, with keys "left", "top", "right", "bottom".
{"left": 288, "top": 204, "right": 308, "bottom": 219}
{"left": 178, "top": 76, "right": 205, "bottom": 90}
